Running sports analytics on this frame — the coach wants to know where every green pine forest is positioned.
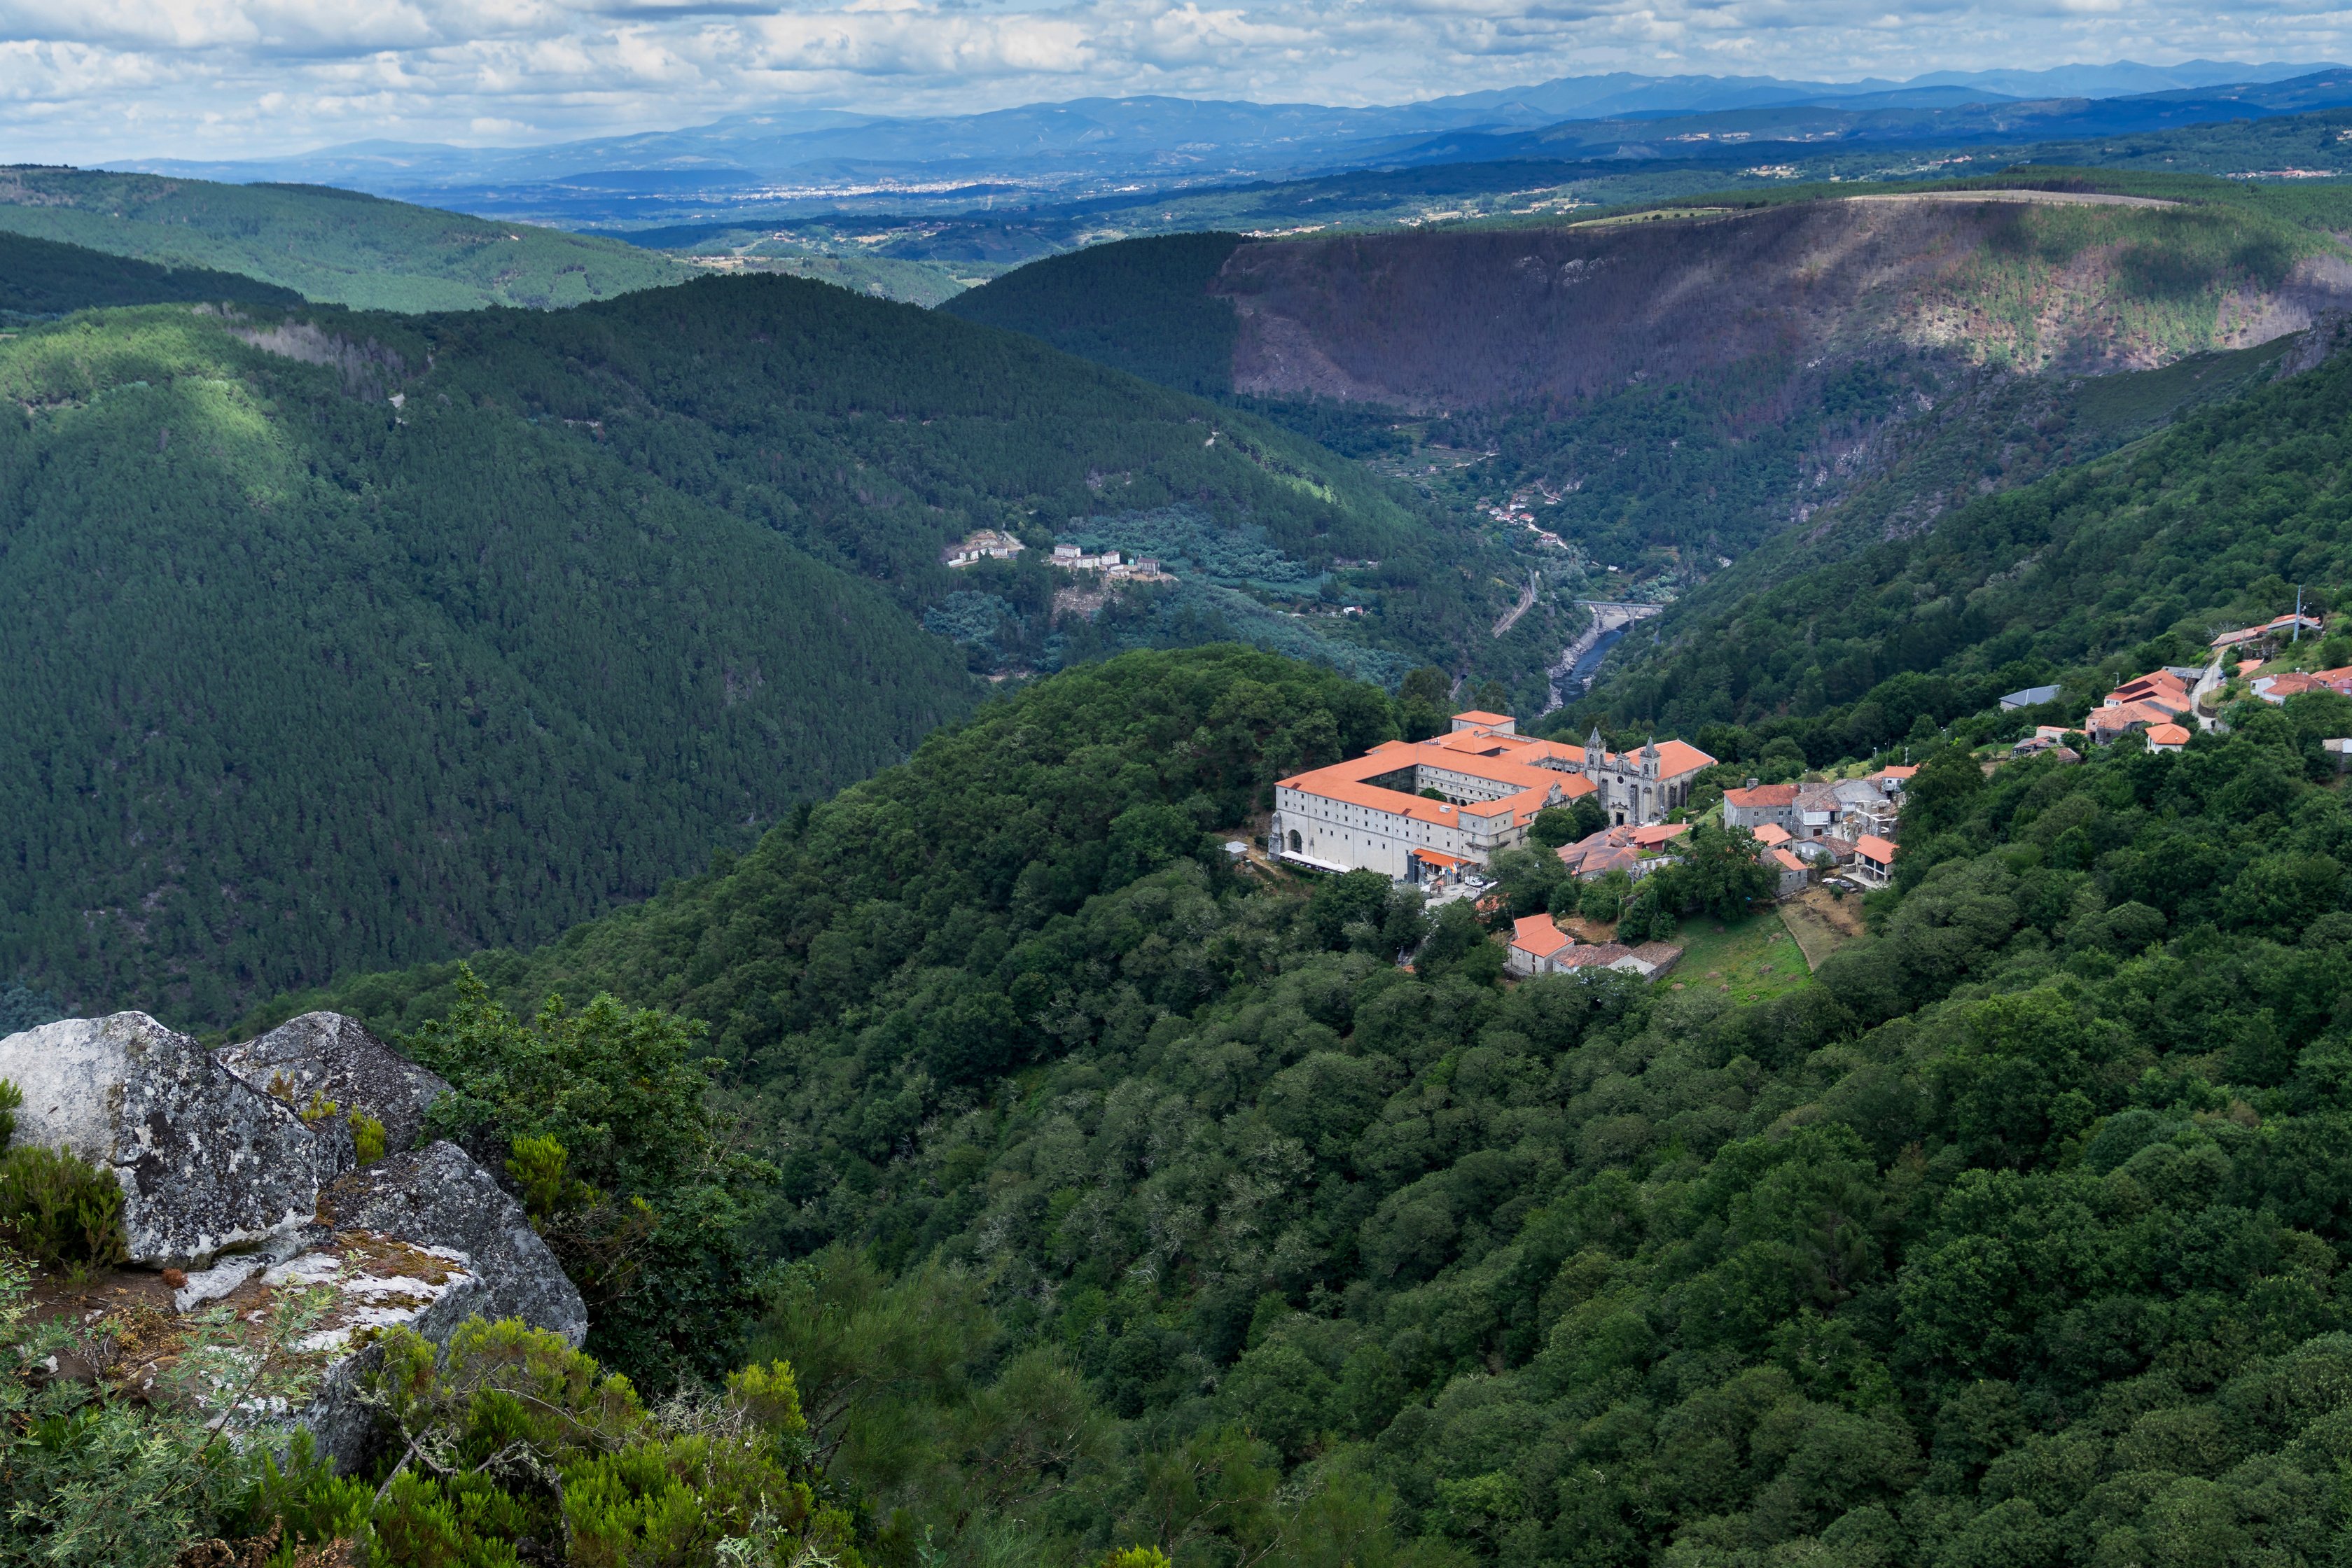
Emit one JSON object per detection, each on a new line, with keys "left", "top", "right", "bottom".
{"left": 0, "top": 260, "right": 1556, "bottom": 1024}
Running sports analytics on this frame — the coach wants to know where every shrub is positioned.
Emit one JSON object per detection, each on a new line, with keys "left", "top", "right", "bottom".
{"left": 0, "top": 1144, "right": 128, "bottom": 1280}
{"left": 350, "top": 1111, "right": 387, "bottom": 1166}
{"left": 238, "top": 1318, "right": 844, "bottom": 1568}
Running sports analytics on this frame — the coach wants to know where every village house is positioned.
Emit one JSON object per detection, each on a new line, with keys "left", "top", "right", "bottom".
{"left": 2073, "top": 667, "right": 2201, "bottom": 746}
{"left": 2255, "top": 666, "right": 2352, "bottom": 704}
{"left": 2145, "top": 723, "right": 2190, "bottom": 754}
{"left": 942, "top": 529, "right": 1026, "bottom": 568}
{"left": 2212, "top": 612, "right": 2325, "bottom": 659}
{"left": 1506, "top": 915, "right": 1573, "bottom": 976}
{"left": 2088, "top": 701, "right": 2179, "bottom": 746}
{"left": 1724, "top": 780, "right": 1867, "bottom": 841}
{"left": 1557, "top": 821, "right": 1690, "bottom": 881}
{"left": 1769, "top": 847, "right": 1812, "bottom": 899}
{"left": 1269, "top": 713, "right": 1714, "bottom": 879}
{"left": 2014, "top": 725, "right": 2081, "bottom": 757}
{"left": 1503, "top": 914, "right": 1682, "bottom": 979}
{"left": 1854, "top": 834, "right": 1898, "bottom": 887}
{"left": 1808, "top": 834, "right": 1860, "bottom": 868}
{"left": 1048, "top": 544, "right": 1176, "bottom": 582}
{"left": 1723, "top": 783, "right": 1798, "bottom": 834}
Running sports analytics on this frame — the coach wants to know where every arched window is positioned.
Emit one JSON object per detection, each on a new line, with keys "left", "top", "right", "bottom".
{"left": 1288, "top": 830, "right": 1302, "bottom": 853}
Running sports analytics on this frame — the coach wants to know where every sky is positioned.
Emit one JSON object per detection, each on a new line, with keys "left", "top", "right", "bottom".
{"left": 0, "top": 0, "right": 2346, "bottom": 164}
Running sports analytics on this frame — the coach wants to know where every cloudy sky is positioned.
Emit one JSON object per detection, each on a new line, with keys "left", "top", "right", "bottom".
{"left": 0, "top": 0, "right": 2344, "bottom": 164}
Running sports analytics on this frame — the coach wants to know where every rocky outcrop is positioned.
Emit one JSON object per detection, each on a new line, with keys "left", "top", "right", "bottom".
{"left": 272, "top": 1232, "right": 490, "bottom": 1469}
{"left": 216, "top": 1011, "right": 449, "bottom": 1155}
{"left": 323, "top": 1141, "right": 587, "bottom": 1349}
{"left": 7, "top": 1010, "right": 589, "bottom": 1470}
{"left": 0, "top": 1014, "right": 330, "bottom": 1267}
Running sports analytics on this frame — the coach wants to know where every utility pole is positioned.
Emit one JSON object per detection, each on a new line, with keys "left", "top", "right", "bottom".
{"left": 2296, "top": 584, "right": 2305, "bottom": 643}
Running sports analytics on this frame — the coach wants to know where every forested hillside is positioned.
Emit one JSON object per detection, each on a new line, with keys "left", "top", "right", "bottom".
{"left": 1, "top": 272, "right": 1572, "bottom": 1024}
{"left": 941, "top": 232, "right": 1246, "bottom": 396}
{"left": 1561, "top": 321, "right": 2352, "bottom": 762}
{"left": 232, "top": 639, "right": 2352, "bottom": 1566}
{"left": 0, "top": 167, "right": 690, "bottom": 311}
{"left": 0, "top": 295, "right": 977, "bottom": 1026}
{"left": 0, "top": 231, "right": 299, "bottom": 319}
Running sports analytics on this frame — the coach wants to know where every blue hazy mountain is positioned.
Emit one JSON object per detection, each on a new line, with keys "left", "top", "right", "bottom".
{"left": 121, "top": 60, "right": 2340, "bottom": 203}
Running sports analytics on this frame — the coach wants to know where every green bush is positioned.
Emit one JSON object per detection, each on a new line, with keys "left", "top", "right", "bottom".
{"left": 350, "top": 1111, "right": 387, "bottom": 1166}
{"left": 0, "top": 1144, "right": 127, "bottom": 1280}
{"left": 236, "top": 1319, "right": 847, "bottom": 1568}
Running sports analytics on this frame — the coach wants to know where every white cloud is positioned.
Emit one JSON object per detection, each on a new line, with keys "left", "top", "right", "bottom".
{"left": 0, "top": 0, "right": 2341, "bottom": 162}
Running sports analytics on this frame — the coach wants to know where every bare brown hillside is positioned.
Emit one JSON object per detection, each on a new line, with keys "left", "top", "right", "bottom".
{"left": 1213, "top": 195, "right": 2352, "bottom": 410}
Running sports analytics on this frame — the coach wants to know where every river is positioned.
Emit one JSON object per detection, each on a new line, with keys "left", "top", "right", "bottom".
{"left": 1543, "top": 601, "right": 1662, "bottom": 713}
{"left": 1569, "top": 626, "right": 1627, "bottom": 688}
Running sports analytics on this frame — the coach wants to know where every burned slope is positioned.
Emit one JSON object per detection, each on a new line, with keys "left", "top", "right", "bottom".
{"left": 1215, "top": 192, "right": 2352, "bottom": 410}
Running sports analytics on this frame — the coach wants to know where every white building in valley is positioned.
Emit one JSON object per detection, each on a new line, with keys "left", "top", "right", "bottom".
{"left": 1269, "top": 711, "right": 1714, "bottom": 881}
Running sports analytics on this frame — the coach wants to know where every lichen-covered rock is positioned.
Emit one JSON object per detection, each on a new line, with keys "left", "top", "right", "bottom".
{"left": 216, "top": 1012, "right": 449, "bottom": 1157}
{"left": 273, "top": 1230, "right": 491, "bottom": 1469}
{"left": 0, "top": 1013, "right": 330, "bottom": 1267}
{"left": 322, "top": 1141, "right": 586, "bottom": 1348}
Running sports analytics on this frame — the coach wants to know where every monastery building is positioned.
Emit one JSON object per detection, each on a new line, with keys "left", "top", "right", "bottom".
{"left": 1269, "top": 711, "right": 1713, "bottom": 880}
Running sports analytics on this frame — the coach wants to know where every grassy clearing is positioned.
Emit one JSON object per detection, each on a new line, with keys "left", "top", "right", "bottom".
{"left": 1779, "top": 886, "right": 1869, "bottom": 971}
{"left": 1669, "top": 908, "right": 1815, "bottom": 1002}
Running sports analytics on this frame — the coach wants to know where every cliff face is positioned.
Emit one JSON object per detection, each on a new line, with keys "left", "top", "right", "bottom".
{"left": 1213, "top": 194, "right": 2352, "bottom": 410}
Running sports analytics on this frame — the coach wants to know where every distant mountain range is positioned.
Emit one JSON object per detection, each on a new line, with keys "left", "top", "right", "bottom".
{"left": 117, "top": 59, "right": 2345, "bottom": 220}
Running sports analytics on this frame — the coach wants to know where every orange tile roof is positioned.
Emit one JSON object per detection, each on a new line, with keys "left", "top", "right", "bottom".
{"left": 1281, "top": 774, "right": 1487, "bottom": 825}
{"left": 1279, "top": 732, "right": 1596, "bottom": 828}
{"left": 2145, "top": 724, "right": 2190, "bottom": 746}
{"left": 1281, "top": 723, "right": 1704, "bottom": 833}
{"left": 1510, "top": 915, "right": 1573, "bottom": 958}
{"left": 1870, "top": 765, "right": 1919, "bottom": 782}
{"left": 1725, "top": 783, "right": 1798, "bottom": 808}
{"left": 1568, "top": 738, "right": 1714, "bottom": 776}
{"left": 2088, "top": 700, "right": 2174, "bottom": 734}
{"left": 1453, "top": 710, "right": 1513, "bottom": 727}
{"left": 1770, "top": 848, "right": 1809, "bottom": 872}
{"left": 1857, "top": 835, "right": 1898, "bottom": 863}
{"left": 1631, "top": 822, "right": 1691, "bottom": 848}
{"left": 1753, "top": 823, "right": 1793, "bottom": 847}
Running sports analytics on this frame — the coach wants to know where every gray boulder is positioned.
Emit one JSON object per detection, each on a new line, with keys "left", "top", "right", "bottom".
{"left": 0, "top": 1013, "right": 330, "bottom": 1267}
{"left": 216, "top": 1011, "right": 449, "bottom": 1156}
{"left": 321, "top": 1141, "right": 586, "bottom": 1348}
